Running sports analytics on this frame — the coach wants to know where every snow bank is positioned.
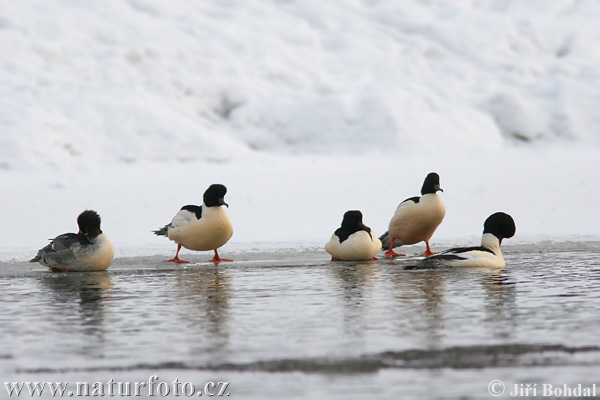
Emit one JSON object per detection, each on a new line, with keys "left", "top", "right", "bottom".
{"left": 1, "top": 0, "right": 600, "bottom": 170}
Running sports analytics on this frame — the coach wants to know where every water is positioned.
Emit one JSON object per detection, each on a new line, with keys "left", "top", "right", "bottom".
{"left": 1, "top": 242, "right": 600, "bottom": 399}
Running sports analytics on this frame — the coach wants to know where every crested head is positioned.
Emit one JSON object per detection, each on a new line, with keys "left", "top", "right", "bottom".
{"left": 483, "top": 212, "right": 516, "bottom": 241}
{"left": 77, "top": 210, "right": 102, "bottom": 239}
{"left": 421, "top": 172, "right": 443, "bottom": 195}
{"left": 203, "top": 184, "right": 229, "bottom": 207}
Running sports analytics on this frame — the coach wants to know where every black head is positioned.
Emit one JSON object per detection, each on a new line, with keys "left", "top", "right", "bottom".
{"left": 335, "top": 210, "right": 371, "bottom": 243}
{"left": 203, "top": 184, "right": 229, "bottom": 207}
{"left": 341, "top": 210, "right": 366, "bottom": 230}
{"left": 77, "top": 210, "right": 102, "bottom": 238}
{"left": 483, "top": 212, "right": 516, "bottom": 242}
{"left": 421, "top": 172, "right": 443, "bottom": 195}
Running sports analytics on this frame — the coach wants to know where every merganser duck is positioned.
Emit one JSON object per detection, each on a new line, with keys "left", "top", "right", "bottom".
{"left": 30, "top": 210, "right": 114, "bottom": 272}
{"left": 418, "top": 212, "right": 516, "bottom": 268}
{"left": 380, "top": 172, "right": 445, "bottom": 257}
{"left": 154, "top": 184, "right": 233, "bottom": 263}
{"left": 325, "top": 210, "right": 382, "bottom": 261}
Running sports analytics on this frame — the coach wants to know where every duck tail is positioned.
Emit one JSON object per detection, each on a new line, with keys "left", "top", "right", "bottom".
{"left": 153, "top": 224, "right": 170, "bottom": 236}
{"left": 379, "top": 231, "right": 392, "bottom": 250}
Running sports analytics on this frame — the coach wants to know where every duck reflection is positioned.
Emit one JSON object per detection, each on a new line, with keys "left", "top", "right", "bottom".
{"left": 332, "top": 261, "right": 381, "bottom": 293}
{"left": 330, "top": 261, "right": 382, "bottom": 336}
{"left": 37, "top": 272, "right": 114, "bottom": 341}
{"left": 389, "top": 267, "right": 446, "bottom": 346}
{"left": 480, "top": 268, "right": 517, "bottom": 339}
{"left": 173, "top": 268, "right": 232, "bottom": 350}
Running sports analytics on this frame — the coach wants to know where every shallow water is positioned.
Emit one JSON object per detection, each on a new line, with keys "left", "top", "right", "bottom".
{"left": 1, "top": 242, "right": 600, "bottom": 399}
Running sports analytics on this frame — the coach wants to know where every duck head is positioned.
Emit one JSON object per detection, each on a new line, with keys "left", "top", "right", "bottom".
{"left": 204, "top": 184, "right": 229, "bottom": 208}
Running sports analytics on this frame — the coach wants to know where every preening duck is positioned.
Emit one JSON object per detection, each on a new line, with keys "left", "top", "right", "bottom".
{"left": 30, "top": 210, "right": 114, "bottom": 272}
{"left": 418, "top": 212, "right": 516, "bottom": 268}
{"left": 380, "top": 172, "right": 445, "bottom": 257}
{"left": 154, "top": 184, "right": 233, "bottom": 263}
{"left": 325, "top": 210, "right": 382, "bottom": 261}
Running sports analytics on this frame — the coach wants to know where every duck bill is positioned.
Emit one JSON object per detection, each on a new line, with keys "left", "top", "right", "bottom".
{"left": 219, "top": 198, "right": 229, "bottom": 208}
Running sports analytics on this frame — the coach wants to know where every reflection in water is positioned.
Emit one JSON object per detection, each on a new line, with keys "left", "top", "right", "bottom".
{"left": 3, "top": 245, "right": 599, "bottom": 393}
{"left": 332, "top": 262, "right": 381, "bottom": 294}
{"left": 390, "top": 267, "right": 446, "bottom": 347}
{"left": 36, "top": 272, "right": 114, "bottom": 356}
{"left": 480, "top": 268, "right": 517, "bottom": 339}
{"left": 330, "top": 262, "right": 382, "bottom": 338}
{"left": 173, "top": 268, "right": 232, "bottom": 352}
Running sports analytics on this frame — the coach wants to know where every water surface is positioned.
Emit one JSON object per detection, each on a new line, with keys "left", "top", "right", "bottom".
{"left": 1, "top": 242, "right": 600, "bottom": 399}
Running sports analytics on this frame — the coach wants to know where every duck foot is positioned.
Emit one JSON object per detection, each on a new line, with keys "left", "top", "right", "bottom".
{"left": 384, "top": 249, "right": 405, "bottom": 257}
{"left": 168, "top": 244, "right": 189, "bottom": 263}
{"left": 420, "top": 242, "right": 436, "bottom": 256}
{"left": 213, "top": 249, "right": 232, "bottom": 263}
{"left": 384, "top": 237, "right": 405, "bottom": 257}
{"left": 168, "top": 257, "right": 189, "bottom": 263}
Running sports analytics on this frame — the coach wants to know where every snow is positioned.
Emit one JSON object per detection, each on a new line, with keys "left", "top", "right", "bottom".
{"left": 1, "top": 0, "right": 599, "bottom": 261}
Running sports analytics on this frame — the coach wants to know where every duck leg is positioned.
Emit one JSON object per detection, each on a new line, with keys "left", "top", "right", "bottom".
{"left": 384, "top": 237, "right": 405, "bottom": 257}
{"left": 168, "top": 244, "right": 189, "bottom": 263}
{"left": 212, "top": 248, "right": 232, "bottom": 263}
{"left": 420, "top": 241, "right": 435, "bottom": 256}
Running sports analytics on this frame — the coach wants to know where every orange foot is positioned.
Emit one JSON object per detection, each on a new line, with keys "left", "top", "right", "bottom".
{"left": 420, "top": 242, "right": 436, "bottom": 256}
{"left": 168, "top": 257, "right": 189, "bottom": 264}
{"left": 384, "top": 237, "right": 405, "bottom": 257}
{"left": 213, "top": 249, "right": 232, "bottom": 263}
{"left": 331, "top": 257, "right": 339, "bottom": 261}
{"left": 385, "top": 248, "right": 405, "bottom": 257}
{"left": 168, "top": 244, "right": 189, "bottom": 263}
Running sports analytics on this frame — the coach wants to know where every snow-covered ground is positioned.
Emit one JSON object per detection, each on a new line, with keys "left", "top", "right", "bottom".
{"left": 1, "top": 0, "right": 599, "bottom": 261}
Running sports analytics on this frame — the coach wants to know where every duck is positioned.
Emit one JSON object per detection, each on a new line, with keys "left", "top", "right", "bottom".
{"left": 30, "top": 210, "right": 114, "bottom": 272}
{"left": 418, "top": 212, "right": 516, "bottom": 268}
{"left": 325, "top": 210, "right": 382, "bottom": 261}
{"left": 154, "top": 183, "right": 233, "bottom": 263}
{"left": 380, "top": 172, "right": 445, "bottom": 257}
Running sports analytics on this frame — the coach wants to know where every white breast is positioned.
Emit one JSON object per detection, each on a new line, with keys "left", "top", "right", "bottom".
{"left": 388, "top": 193, "right": 445, "bottom": 245}
{"left": 325, "top": 230, "right": 382, "bottom": 261}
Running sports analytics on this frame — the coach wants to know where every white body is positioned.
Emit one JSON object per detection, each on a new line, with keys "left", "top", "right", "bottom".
{"left": 325, "top": 230, "right": 382, "bottom": 261}
{"left": 388, "top": 193, "right": 445, "bottom": 245}
{"left": 167, "top": 205, "right": 233, "bottom": 251}
{"left": 38, "top": 234, "right": 114, "bottom": 272}
{"left": 425, "top": 233, "right": 505, "bottom": 268}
